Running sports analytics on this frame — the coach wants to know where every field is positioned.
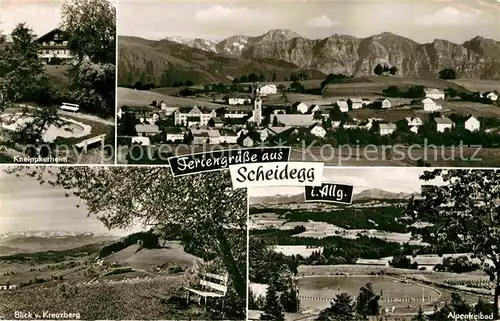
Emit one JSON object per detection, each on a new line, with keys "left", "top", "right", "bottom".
{"left": 449, "top": 79, "right": 500, "bottom": 93}
{"left": 322, "top": 76, "right": 468, "bottom": 97}
{"left": 117, "top": 87, "right": 223, "bottom": 109}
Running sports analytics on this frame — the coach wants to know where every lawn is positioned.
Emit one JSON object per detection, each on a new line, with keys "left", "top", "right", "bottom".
{"left": 448, "top": 79, "right": 500, "bottom": 93}
{"left": 0, "top": 276, "right": 211, "bottom": 320}
{"left": 44, "top": 64, "right": 71, "bottom": 90}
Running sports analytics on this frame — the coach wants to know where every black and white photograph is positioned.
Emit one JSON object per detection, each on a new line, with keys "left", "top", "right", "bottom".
{"left": 0, "top": 166, "right": 247, "bottom": 320}
{"left": 248, "top": 168, "right": 500, "bottom": 320}
{"left": 116, "top": 0, "right": 500, "bottom": 166}
{"left": 0, "top": 0, "right": 116, "bottom": 164}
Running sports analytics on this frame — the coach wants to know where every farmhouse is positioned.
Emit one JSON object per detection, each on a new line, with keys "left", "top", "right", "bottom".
{"left": 270, "top": 114, "right": 315, "bottom": 127}
{"left": 465, "top": 116, "right": 480, "bottom": 132}
{"left": 135, "top": 124, "right": 161, "bottom": 137}
{"left": 405, "top": 117, "right": 423, "bottom": 127}
{"left": 258, "top": 84, "right": 278, "bottom": 96}
{"left": 424, "top": 88, "right": 445, "bottom": 100}
{"left": 192, "top": 131, "right": 210, "bottom": 144}
{"left": 375, "top": 98, "right": 392, "bottom": 109}
{"left": 224, "top": 94, "right": 251, "bottom": 105}
{"left": 348, "top": 98, "right": 363, "bottom": 110}
{"left": 191, "top": 128, "right": 220, "bottom": 144}
{"left": 131, "top": 136, "right": 151, "bottom": 146}
{"left": 292, "top": 101, "right": 309, "bottom": 114}
{"left": 379, "top": 123, "right": 397, "bottom": 136}
{"left": 165, "top": 127, "right": 186, "bottom": 142}
{"left": 36, "top": 28, "right": 73, "bottom": 64}
{"left": 160, "top": 102, "right": 179, "bottom": 115}
{"left": 174, "top": 106, "right": 216, "bottom": 127}
{"left": 484, "top": 91, "right": 499, "bottom": 101}
{"left": 336, "top": 99, "right": 349, "bottom": 112}
{"left": 308, "top": 104, "right": 320, "bottom": 114}
{"left": 421, "top": 97, "right": 442, "bottom": 112}
{"left": 309, "top": 123, "right": 327, "bottom": 138}
{"left": 435, "top": 116, "right": 454, "bottom": 133}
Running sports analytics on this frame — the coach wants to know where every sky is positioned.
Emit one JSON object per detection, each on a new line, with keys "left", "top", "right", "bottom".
{"left": 117, "top": 0, "right": 500, "bottom": 43}
{"left": 247, "top": 167, "right": 440, "bottom": 197}
{"left": 1, "top": 0, "right": 115, "bottom": 38}
{"left": 0, "top": 168, "right": 136, "bottom": 236}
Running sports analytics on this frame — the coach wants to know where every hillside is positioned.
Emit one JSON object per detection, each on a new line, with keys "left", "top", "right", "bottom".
{"left": 120, "top": 29, "right": 500, "bottom": 85}
{"left": 118, "top": 35, "right": 325, "bottom": 86}
{"left": 103, "top": 242, "right": 202, "bottom": 270}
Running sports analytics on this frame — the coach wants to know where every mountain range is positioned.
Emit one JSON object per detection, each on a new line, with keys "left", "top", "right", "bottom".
{"left": 0, "top": 231, "right": 119, "bottom": 255}
{"left": 249, "top": 188, "right": 419, "bottom": 205}
{"left": 118, "top": 29, "right": 500, "bottom": 86}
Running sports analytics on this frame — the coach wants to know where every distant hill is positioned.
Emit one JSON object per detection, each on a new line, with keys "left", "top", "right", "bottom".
{"left": 249, "top": 188, "right": 419, "bottom": 205}
{"left": 0, "top": 231, "right": 119, "bottom": 255}
{"left": 119, "top": 29, "right": 500, "bottom": 87}
{"left": 103, "top": 242, "right": 202, "bottom": 270}
{"left": 118, "top": 35, "right": 325, "bottom": 87}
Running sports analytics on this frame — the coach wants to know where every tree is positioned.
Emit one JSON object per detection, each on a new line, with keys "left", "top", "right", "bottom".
{"left": 61, "top": 0, "right": 116, "bottom": 117}
{"left": 61, "top": 0, "right": 115, "bottom": 64}
{"left": 389, "top": 66, "right": 398, "bottom": 75}
{"left": 374, "top": 64, "right": 384, "bottom": 76}
{"left": 355, "top": 283, "right": 380, "bottom": 317}
{"left": 258, "top": 74, "right": 266, "bottom": 82}
{"left": 316, "top": 293, "right": 355, "bottom": 321}
{"left": 260, "top": 283, "right": 285, "bottom": 320}
{"left": 1, "top": 23, "right": 49, "bottom": 103}
{"left": 404, "top": 169, "right": 500, "bottom": 319}
{"left": 382, "top": 86, "right": 401, "bottom": 97}
{"left": 207, "top": 118, "right": 215, "bottom": 127}
{"left": 272, "top": 72, "right": 277, "bottom": 82}
{"left": 314, "top": 110, "right": 323, "bottom": 121}
{"left": 445, "top": 87, "right": 459, "bottom": 98}
{"left": 439, "top": 68, "right": 457, "bottom": 80}
{"left": 6, "top": 167, "right": 247, "bottom": 307}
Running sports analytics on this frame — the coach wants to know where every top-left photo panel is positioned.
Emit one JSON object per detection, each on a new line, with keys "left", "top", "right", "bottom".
{"left": 0, "top": 0, "right": 116, "bottom": 164}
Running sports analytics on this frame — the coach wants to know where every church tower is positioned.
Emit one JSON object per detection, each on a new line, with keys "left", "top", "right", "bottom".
{"left": 252, "top": 84, "right": 262, "bottom": 126}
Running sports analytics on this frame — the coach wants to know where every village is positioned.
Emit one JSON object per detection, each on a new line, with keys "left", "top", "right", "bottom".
{"left": 117, "top": 80, "right": 500, "bottom": 164}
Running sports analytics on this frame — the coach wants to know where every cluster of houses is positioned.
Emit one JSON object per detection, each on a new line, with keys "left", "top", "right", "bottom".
{"left": 0, "top": 284, "right": 18, "bottom": 290}
{"left": 224, "top": 84, "right": 278, "bottom": 106}
{"left": 119, "top": 84, "right": 496, "bottom": 147}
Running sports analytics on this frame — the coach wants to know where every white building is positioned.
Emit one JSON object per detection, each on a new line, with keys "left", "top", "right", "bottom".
{"left": 309, "top": 123, "right": 327, "bottom": 138}
{"left": 410, "top": 126, "right": 419, "bottom": 134}
{"left": 219, "top": 129, "right": 239, "bottom": 144}
{"left": 424, "top": 88, "right": 445, "bottom": 100}
{"left": 485, "top": 91, "right": 499, "bottom": 101}
{"left": 376, "top": 98, "right": 392, "bottom": 109}
{"left": 36, "top": 28, "right": 72, "bottom": 64}
{"left": 225, "top": 96, "right": 251, "bottom": 105}
{"left": 292, "top": 102, "right": 309, "bottom": 114}
{"left": 435, "top": 116, "right": 454, "bottom": 133}
{"left": 405, "top": 117, "right": 423, "bottom": 127}
{"left": 174, "top": 106, "right": 216, "bottom": 127}
{"left": 379, "top": 123, "right": 397, "bottom": 136}
{"left": 336, "top": 99, "right": 349, "bottom": 112}
{"left": 421, "top": 98, "right": 442, "bottom": 112}
{"left": 348, "top": 98, "right": 363, "bottom": 110}
{"left": 258, "top": 84, "right": 278, "bottom": 96}
{"left": 465, "top": 116, "right": 480, "bottom": 132}
{"left": 135, "top": 124, "right": 161, "bottom": 137}
{"left": 270, "top": 114, "right": 315, "bottom": 127}
{"left": 224, "top": 107, "right": 248, "bottom": 119}
{"left": 131, "top": 136, "right": 151, "bottom": 146}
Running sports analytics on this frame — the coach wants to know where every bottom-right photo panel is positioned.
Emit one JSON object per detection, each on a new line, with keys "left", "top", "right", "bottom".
{"left": 248, "top": 168, "right": 499, "bottom": 321}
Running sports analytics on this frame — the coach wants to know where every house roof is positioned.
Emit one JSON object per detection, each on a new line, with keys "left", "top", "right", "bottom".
{"left": 272, "top": 114, "right": 315, "bottom": 127}
{"left": 424, "top": 88, "right": 444, "bottom": 94}
{"left": 379, "top": 123, "right": 397, "bottom": 130}
{"left": 434, "top": 117, "right": 454, "bottom": 125}
{"left": 376, "top": 98, "right": 391, "bottom": 102}
{"left": 291, "top": 101, "right": 307, "bottom": 108}
{"left": 405, "top": 117, "right": 423, "bottom": 123}
{"left": 164, "top": 127, "right": 184, "bottom": 134}
{"left": 336, "top": 99, "right": 348, "bottom": 107}
{"left": 36, "top": 28, "right": 68, "bottom": 42}
{"left": 220, "top": 128, "right": 238, "bottom": 136}
{"left": 135, "top": 124, "right": 160, "bottom": 134}
{"left": 349, "top": 98, "right": 363, "bottom": 103}
{"left": 309, "top": 123, "right": 324, "bottom": 130}
{"left": 465, "top": 115, "right": 479, "bottom": 122}
{"left": 421, "top": 97, "right": 435, "bottom": 103}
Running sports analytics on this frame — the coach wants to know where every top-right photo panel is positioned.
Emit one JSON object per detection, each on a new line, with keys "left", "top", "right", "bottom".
{"left": 116, "top": 0, "right": 500, "bottom": 167}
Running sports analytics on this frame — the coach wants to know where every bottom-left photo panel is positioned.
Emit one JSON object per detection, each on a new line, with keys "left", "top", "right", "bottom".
{"left": 0, "top": 166, "right": 247, "bottom": 321}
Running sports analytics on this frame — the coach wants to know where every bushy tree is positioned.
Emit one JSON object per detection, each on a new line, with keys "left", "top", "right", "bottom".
{"left": 439, "top": 68, "right": 457, "bottom": 80}
{"left": 404, "top": 169, "right": 500, "bottom": 319}
{"left": 61, "top": 0, "right": 116, "bottom": 117}
{"left": 316, "top": 293, "right": 355, "bottom": 321}
{"left": 261, "top": 283, "right": 284, "bottom": 320}
{"left": 374, "top": 64, "right": 384, "bottom": 76}
{"left": 389, "top": 66, "right": 398, "bottom": 75}
{"left": 356, "top": 283, "right": 380, "bottom": 317}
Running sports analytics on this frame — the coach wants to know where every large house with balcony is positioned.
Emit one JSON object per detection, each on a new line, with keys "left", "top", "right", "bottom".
{"left": 173, "top": 106, "right": 217, "bottom": 127}
{"left": 36, "top": 28, "right": 73, "bottom": 64}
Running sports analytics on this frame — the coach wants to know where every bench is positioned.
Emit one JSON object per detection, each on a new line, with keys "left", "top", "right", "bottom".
{"left": 75, "top": 134, "right": 106, "bottom": 151}
{"left": 184, "top": 273, "right": 228, "bottom": 308}
{"left": 60, "top": 102, "right": 80, "bottom": 112}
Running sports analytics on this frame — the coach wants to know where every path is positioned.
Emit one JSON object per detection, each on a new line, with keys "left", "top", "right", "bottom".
{"left": 58, "top": 110, "right": 115, "bottom": 126}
